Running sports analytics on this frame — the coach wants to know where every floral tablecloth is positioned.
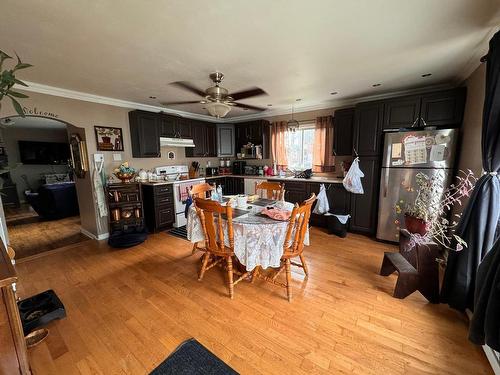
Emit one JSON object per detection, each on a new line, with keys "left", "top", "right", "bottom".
{"left": 186, "top": 201, "right": 309, "bottom": 271}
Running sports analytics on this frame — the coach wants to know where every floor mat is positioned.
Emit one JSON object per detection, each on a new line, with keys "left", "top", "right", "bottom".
{"left": 150, "top": 338, "right": 238, "bottom": 375}
{"left": 167, "top": 225, "right": 188, "bottom": 240}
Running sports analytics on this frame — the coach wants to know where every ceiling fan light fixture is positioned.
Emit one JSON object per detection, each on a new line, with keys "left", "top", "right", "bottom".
{"left": 205, "top": 102, "right": 231, "bottom": 118}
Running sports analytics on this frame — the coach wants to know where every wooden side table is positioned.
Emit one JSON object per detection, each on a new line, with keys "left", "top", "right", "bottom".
{"left": 380, "top": 229, "right": 440, "bottom": 303}
{"left": 0, "top": 243, "right": 31, "bottom": 374}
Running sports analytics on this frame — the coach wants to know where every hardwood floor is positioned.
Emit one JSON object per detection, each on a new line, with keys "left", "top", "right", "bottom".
{"left": 6, "top": 204, "right": 89, "bottom": 259}
{"left": 15, "top": 228, "right": 491, "bottom": 374}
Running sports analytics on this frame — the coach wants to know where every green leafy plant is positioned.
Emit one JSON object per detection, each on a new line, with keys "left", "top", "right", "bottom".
{"left": 0, "top": 50, "right": 32, "bottom": 116}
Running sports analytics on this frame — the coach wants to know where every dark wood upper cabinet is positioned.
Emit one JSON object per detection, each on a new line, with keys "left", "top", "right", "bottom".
{"left": 235, "top": 120, "right": 271, "bottom": 159}
{"left": 158, "top": 115, "right": 177, "bottom": 138}
{"left": 185, "top": 121, "right": 217, "bottom": 157}
{"left": 420, "top": 88, "right": 466, "bottom": 127}
{"left": 158, "top": 114, "right": 192, "bottom": 138}
{"left": 333, "top": 108, "right": 354, "bottom": 156}
{"left": 349, "top": 156, "right": 380, "bottom": 234}
{"left": 177, "top": 117, "right": 193, "bottom": 138}
{"left": 129, "top": 110, "right": 161, "bottom": 158}
{"left": 353, "top": 102, "right": 384, "bottom": 156}
{"left": 205, "top": 123, "right": 217, "bottom": 157}
{"left": 383, "top": 96, "right": 421, "bottom": 130}
{"left": 382, "top": 88, "right": 466, "bottom": 130}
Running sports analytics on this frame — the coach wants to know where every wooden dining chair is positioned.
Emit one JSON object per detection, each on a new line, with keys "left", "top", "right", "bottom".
{"left": 189, "top": 183, "right": 215, "bottom": 254}
{"left": 252, "top": 193, "right": 316, "bottom": 302}
{"left": 189, "top": 183, "right": 215, "bottom": 199}
{"left": 194, "top": 197, "right": 250, "bottom": 299}
{"left": 255, "top": 181, "right": 285, "bottom": 200}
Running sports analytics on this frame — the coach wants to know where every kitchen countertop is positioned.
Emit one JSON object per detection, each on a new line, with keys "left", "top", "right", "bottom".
{"left": 208, "top": 175, "right": 345, "bottom": 184}
{"left": 138, "top": 175, "right": 344, "bottom": 186}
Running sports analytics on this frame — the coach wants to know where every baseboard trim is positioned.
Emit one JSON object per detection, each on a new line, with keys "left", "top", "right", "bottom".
{"left": 466, "top": 309, "right": 500, "bottom": 374}
{"left": 483, "top": 345, "right": 500, "bottom": 375}
{"left": 80, "top": 228, "right": 109, "bottom": 241}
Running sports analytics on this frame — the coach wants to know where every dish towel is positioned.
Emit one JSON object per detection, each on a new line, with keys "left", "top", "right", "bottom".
{"left": 178, "top": 182, "right": 192, "bottom": 202}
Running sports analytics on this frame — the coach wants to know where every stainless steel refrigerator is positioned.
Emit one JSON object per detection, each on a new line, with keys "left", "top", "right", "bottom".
{"left": 376, "top": 128, "right": 459, "bottom": 242}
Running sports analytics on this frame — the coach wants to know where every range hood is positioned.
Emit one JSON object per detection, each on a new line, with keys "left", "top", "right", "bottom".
{"left": 160, "top": 137, "right": 195, "bottom": 148}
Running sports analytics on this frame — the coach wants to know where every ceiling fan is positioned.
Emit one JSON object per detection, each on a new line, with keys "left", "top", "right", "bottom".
{"left": 162, "top": 72, "right": 268, "bottom": 118}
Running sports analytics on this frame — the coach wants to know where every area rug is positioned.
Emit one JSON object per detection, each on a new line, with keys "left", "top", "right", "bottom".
{"left": 167, "top": 225, "right": 188, "bottom": 240}
{"left": 150, "top": 338, "right": 238, "bottom": 375}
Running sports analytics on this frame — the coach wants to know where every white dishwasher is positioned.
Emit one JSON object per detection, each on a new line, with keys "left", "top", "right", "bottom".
{"left": 244, "top": 178, "right": 262, "bottom": 195}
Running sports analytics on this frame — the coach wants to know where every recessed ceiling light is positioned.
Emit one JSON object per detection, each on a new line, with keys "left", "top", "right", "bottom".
{"left": 295, "top": 98, "right": 302, "bottom": 102}
{"left": 372, "top": 84, "right": 381, "bottom": 87}
{"left": 267, "top": 104, "right": 273, "bottom": 107}
{"left": 149, "top": 96, "right": 157, "bottom": 99}
{"left": 202, "top": 107, "right": 206, "bottom": 109}
{"left": 421, "top": 73, "right": 432, "bottom": 77}
{"left": 330, "top": 92, "right": 338, "bottom": 95}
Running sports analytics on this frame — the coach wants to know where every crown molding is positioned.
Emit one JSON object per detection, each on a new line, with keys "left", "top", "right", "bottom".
{"left": 17, "top": 81, "right": 221, "bottom": 122}
{"left": 451, "top": 26, "right": 499, "bottom": 85}
{"left": 17, "top": 80, "right": 455, "bottom": 124}
{"left": 229, "top": 82, "right": 454, "bottom": 122}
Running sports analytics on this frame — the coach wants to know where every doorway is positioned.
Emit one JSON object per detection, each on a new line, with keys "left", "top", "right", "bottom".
{"left": 0, "top": 115, "right": 90, "bottom": 259}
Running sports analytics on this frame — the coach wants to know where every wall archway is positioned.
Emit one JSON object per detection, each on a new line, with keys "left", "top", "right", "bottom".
{"left": 0, "top": 114, "right": 101, "bottom": 245}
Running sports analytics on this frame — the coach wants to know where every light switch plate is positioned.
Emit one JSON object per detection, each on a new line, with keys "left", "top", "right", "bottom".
{"left": 113, "top": 153, "right": 122, "bottom": 161}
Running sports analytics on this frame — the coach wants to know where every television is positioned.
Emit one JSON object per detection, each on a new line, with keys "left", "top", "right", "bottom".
{"left": 18, "top": 141, "right": 71, "bottom": 165}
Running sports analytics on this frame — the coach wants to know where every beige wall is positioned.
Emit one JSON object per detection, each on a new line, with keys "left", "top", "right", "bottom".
{"left": 457, "top": 64, "right": 485, "bottom": 176}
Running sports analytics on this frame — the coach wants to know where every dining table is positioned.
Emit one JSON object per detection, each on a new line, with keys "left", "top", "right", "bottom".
{"left": 186, "top": 198, "right": 310, "bottom": 271}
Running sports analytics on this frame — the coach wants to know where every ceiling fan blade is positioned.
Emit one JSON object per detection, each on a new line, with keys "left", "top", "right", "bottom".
{"left": 229, "top": 87, "right": 267, "bottom": 101}
{"left": 170, "top": 81, "right": 206, "bottom": 97}
{"left": 161, "top": 100, "right": 202, "bottom": 105}
{"left": 233, "top": 102, "right": 266, "bottom": 111}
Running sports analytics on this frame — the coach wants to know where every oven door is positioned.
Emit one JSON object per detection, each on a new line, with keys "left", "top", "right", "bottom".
{"left": 173, "top": 179, "right": 205, "bottom": 227}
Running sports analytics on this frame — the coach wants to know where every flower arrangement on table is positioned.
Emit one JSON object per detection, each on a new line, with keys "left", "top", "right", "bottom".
{"left": 114, "top": 162, "right": 136, "bottom": 183}
{"left": 394, "top": 170, "right": 476, "bottom": 251}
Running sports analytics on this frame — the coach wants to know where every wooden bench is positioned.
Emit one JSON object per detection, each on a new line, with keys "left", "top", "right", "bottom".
{"left": 380, "top": 252, "right": 420, "bottom": 299}
{"left": 379, "top": 229, "right": 440, "bottom": 303}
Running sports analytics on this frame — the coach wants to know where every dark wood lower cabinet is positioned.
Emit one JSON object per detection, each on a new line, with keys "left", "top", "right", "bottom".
{"left": 142, "top": 184, "right": 175, "bottom": 232}
{"left": 349, "top": 156, "right": 380, "bottom": 234}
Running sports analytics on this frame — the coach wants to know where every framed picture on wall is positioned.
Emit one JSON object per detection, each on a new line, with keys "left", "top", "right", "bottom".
{"left": 94, "top": 126, "right": 124, "bottom": 151}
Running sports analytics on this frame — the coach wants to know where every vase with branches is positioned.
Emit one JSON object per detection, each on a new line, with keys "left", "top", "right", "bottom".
{"left": 394, "top": 170, "right": 477, "bottom": 251}
{"left": 0, "top": 50, "right": 32, "bottom": 116}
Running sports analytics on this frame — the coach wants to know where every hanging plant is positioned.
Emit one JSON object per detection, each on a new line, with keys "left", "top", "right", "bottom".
{"left": 0, "top": 50, "right": 32, "bottom": 116}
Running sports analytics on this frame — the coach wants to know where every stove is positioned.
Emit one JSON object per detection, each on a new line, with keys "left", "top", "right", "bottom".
{"left": 154, "top": 165, "right": 205, "bottom": 227}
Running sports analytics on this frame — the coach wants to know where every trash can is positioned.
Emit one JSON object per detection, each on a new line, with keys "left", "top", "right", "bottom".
{"left": 326, "top": 214, "right": 350, "bottom": 238}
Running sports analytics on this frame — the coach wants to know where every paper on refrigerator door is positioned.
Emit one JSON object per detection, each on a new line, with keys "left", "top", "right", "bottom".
{"left": 391, "top": 143, "right": 402, "bottom": 158}
{"left": 404, "top": 136, "right": 427, "bottom": 165}
{"left": 430, "top": 144, "right": 447, "bottom": 162}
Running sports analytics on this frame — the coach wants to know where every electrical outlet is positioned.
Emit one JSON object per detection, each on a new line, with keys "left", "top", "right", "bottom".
{"left": 93, "top": 153, "right": 104, "bottom": 163}
{"left": 113, "top": 153, "right": 122, "bottom": 161}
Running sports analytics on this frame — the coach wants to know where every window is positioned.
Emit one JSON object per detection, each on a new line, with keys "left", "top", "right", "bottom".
{"left": 285, "top": 123, "right": 315, "bottom": 170}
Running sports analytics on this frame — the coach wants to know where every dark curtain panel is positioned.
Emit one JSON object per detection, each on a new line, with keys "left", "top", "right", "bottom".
{"left": 441, "top": 30, "right": 500, "bottom": 313}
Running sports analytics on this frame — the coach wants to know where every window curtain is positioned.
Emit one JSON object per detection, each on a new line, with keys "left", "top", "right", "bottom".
{"left": 440, "top": 30, "right": 500, "bottom": 350}
{"left": 312, "top": 116, "right": 335, "bottom": 173}
{"left": 271, "top": 121, "right": 288, "bottom": 169}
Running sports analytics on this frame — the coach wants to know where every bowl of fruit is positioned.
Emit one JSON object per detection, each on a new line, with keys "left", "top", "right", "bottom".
{"left": 114, "top": 162, "right": 136, "bottom": 183}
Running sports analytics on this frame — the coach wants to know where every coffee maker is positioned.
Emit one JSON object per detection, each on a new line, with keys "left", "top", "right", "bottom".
{"left": 232, "top": 160, "right": 247, "bottom": 175}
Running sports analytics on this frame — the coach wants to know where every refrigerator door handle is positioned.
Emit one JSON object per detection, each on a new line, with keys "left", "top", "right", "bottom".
{"left": 383, "top": 168, "right": 390, "bottom": 198}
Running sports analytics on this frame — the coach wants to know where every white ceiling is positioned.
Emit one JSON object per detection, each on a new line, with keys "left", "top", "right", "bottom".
{"left": 1, "top": 0, "right": 499, "bottom": 119}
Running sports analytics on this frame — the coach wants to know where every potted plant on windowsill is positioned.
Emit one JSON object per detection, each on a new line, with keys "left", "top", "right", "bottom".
{"left": 0, "top": 50, "right": 32, "bottom": 116}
